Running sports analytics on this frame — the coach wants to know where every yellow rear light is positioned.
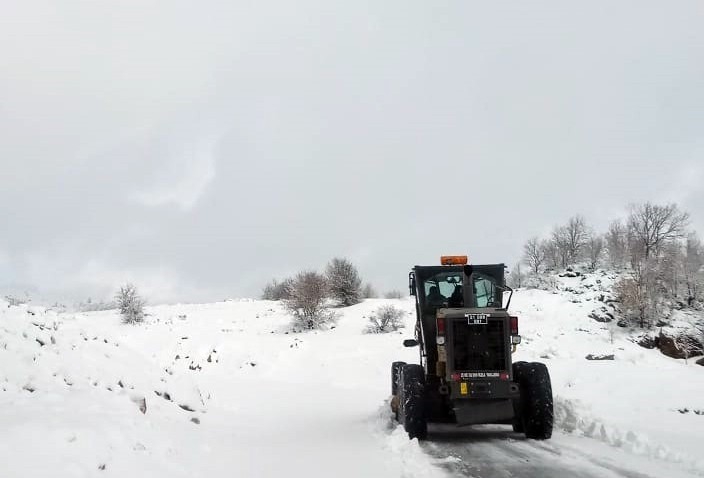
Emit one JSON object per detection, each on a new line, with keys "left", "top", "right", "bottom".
{"left": 441, "top": 255, "right": 468, "bottom": 265}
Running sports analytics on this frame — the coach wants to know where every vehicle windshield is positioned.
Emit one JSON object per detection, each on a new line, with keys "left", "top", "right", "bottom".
{"left": 423, "top": 271, "right": 462, "bottom": 308}
{"left": 422, "top": 271, "right": 500, "bottom": 308}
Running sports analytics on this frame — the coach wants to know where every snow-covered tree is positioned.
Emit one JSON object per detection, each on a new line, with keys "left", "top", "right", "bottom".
{"left": 325, "top": 257, "right": 362, "bottom": 306}
{"left": 115, "top": 284, "right": 145, "bottom": 324}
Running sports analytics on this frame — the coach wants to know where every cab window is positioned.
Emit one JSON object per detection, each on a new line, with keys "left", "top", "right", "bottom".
{"left": 472, "top": 274, "right": 498, "bottom": 307}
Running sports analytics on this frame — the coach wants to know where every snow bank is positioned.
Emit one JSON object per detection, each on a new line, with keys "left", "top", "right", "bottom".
{"left": 0, "top": 297, "right": 446, "bottom": 478}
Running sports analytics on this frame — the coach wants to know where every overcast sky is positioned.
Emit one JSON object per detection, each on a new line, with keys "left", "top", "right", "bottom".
{"left": 1, "top": 0, "right": 703, "bottom": 304}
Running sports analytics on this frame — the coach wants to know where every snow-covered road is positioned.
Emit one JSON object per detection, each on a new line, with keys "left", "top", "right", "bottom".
{"left": 425, "top": 424, "right": 698, "bottom": 478}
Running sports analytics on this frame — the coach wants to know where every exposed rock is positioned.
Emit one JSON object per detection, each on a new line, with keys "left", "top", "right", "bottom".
{"left": 696, "top": 357, "right": 704, "bottom": 366}
{"left": 589, "top": 307, "right": 614, "bottom": 323}
{"left": 638, "top": 335, "right": 657, "bottom": 349}
{"left": 131, "top": 396, "right": 147, "bottom": 414}
{"left": 585, "top": 354, "right": 615, "bottom": 360}
{"left": 657, "top": 331, "right": 704, "bottom": 360}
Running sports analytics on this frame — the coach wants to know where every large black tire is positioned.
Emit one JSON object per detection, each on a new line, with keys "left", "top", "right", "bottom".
{"left": 516, "top": 362, "right": 553, "bottom": 439}
{"left": 391, "top": 361, "right": 406, "bottom": 396}
{"left": 399, "top": 364, "right": 427, "bottom": 440}
{"left": 511, "top": 361, "right": 527, "bottom": 433}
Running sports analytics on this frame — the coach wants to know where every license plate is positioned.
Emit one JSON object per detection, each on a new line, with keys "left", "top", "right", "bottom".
{"left": 466, "top": 313, "right": 488, "bottom": 325}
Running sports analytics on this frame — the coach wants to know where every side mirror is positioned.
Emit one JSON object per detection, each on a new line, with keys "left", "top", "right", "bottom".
{"left": 408, "top": 272, "right": 416, "bottom": 296}
{"left": 403, "top": 339, "right": 419, "bottom": 347}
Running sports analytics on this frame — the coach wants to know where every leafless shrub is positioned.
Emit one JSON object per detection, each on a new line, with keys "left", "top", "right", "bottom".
{"left": 115, "top": 284, "right": 145, "bottom": 324}
{"left": 78, "top": 298, "right": 116, "bottom": 312}
{"left": 284, "top": 271, "right": 335, "bottom": 329}
{"left": 365, "top": 305, "right": 405, "bottom": 333}
{"left": 4, "top": 295, "right": 29, "bottom": 307}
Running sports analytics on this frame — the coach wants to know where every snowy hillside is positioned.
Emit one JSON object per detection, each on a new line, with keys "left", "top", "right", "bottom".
{"left": 1, "top": 286, "right": 703, "bottom": 478}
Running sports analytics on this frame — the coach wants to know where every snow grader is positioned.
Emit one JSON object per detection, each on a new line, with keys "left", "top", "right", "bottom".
{"left": 391, "top": 255, "right": 553, "bottom": 440}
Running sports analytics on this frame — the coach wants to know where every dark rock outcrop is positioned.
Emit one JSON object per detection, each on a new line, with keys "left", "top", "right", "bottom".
{"left": 657, "top": 331, "right": 704, "bottom": 360}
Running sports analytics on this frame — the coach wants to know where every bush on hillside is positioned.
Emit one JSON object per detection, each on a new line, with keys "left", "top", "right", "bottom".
{"left": 326, "top": 257, "right": 362, "bottom": 307}
{"left": 115, "top": 284, "right": 145, "bottom": 324}
{"left": 284, "top": 271, "right": 335, "bottom": 330}
{"left": 365, "top": 305, "right": 405, "bottom": 333}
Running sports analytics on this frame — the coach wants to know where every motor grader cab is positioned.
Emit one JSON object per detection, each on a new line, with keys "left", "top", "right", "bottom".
{"left": 390, "top": 255, "right": 553, "bottom": 441}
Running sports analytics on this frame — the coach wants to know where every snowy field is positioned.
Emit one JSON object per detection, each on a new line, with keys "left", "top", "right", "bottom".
{"left": 1, "top": 281, "right": 702, "bottom": 478}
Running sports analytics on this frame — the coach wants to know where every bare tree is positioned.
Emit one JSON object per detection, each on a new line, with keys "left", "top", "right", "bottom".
{"left": 261, "top": 277, "right": 293, "bottom": 301}
{"left": 384, "top": 290, "right": 403, "bottom": 299}
{"left": 508, "top": 263, "right": 526, "bottom": 288}
{"left": 550, "top": 216, "right": 589, "bottom": 268}
{"left": 365, "top": 305, "right": 406, "bottom": 333}
{"left": 551, "top": 226, "right": 571, "bottom": 268}
{"left": 325, "top": 257, "right": 362, "bottom": 306}
{"left": 361, "top": 283, "right": 378, "bottom": 299}
{"left": 564, "top": 215, "right": 590, "bottom": 265}
{"left": 4, "top": 295, "right": 29, "bottom": 307}
{"left": 284, "top": 271, "right": 334, "bottom": 329}
{"left": 659, "top": 241, "right": 684, "bottom": 299}
{"left": 523, "top": 237, "right": 546, "bottom": 275}
{"left": 683, "top": 232, "right": 704, "bottom": 306}
{"left": 115, "top": 284, "right": 145, "bottom": 324}
{"left": 542, "top": 239, "right": 560, "bottom": 270}
{"left": 627, "top": 203, "right": 689, "bottom": 259}
{"left": 585, "top": 234, "right": 605, "bottom": 271}
{"left": 614, "top": 258, "right": 661, "bottom": 328}
{"left": 605, "top": 220, "right": 628, "bottom": 268}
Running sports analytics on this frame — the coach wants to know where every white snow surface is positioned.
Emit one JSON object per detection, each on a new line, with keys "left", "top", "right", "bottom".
{"left": 1, "top": 277, "right": 703, "bottom": 477}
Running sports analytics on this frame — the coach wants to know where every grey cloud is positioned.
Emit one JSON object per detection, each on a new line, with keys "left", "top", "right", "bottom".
{"left": 1, "top": 0, "right": 703, "bottom": 303}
